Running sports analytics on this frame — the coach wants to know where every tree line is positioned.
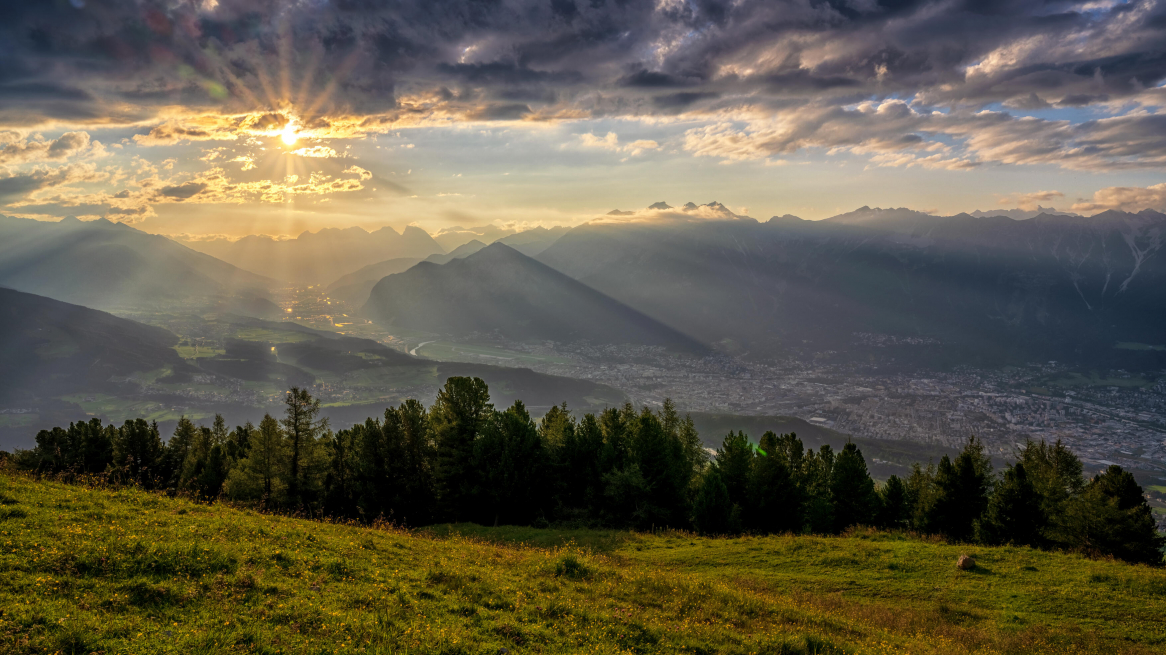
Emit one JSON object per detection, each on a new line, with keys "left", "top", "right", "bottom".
{"left": 12, "top": 377, "right": 1164, "bottom": 565}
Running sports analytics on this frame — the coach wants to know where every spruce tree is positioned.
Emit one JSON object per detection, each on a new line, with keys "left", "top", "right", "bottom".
{"left": 692, "top": 469, "right": 734, "bottom": 535}
{"left": 876, "top": 475, "right": 909, "bottom": 529}
{"left": 111, "top": 419, "right": 163, "bottom": 487}
{"left": 474, "top": 400, "right": 547, "bottom": 525}
{"left": 1066, "top": 466, "right": 1164, "bottom": 566}
{"left": 1017, "top": 439, "right": 1085, "bottom": 548}
{"left": 225, "top": 414, "right": 285, "bottom": 502}
{"left": 714, "top": 431, "right": 754, "bottom": 512}
{"left": 802, "top": 445, "right": 835, "bottom": 533}
{"left": 431, "top": 377, "right": 492, "bottom": 522}
{"left": 975, "top": 463, "right": 1046, "bottom": 547}
{"left": 830, "top": 442, "right": 879, "bottom": 532}
{"left": 748, "top": 431, "right": 802, "bottom": 534}
{"left": 282, "top": 387, "right": 328, "bottom": 508}
{"left": 928, "top": 437, "right": 992, "bottom": 541}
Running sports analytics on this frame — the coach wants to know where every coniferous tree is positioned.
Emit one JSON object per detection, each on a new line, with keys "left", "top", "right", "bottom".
{"left": 475, "top": 400, "right": 547, "bottom": 525}
{"left": 31, "top": 419, "right": 114, "bottom": 474}
{"left": 111, "top": 419, "right": 163, "bottom": 487}
{"left": 194, "top": 443, "right": 228, "bottom": 499}
{"left": 632, "top": 407, "right": 690, "bottom": 528}
{"left": 225, "top": 414, "right": 285, "bottom": 502}
{"left": 431, "top": 377, "right": 492, "bottom": 522}
{"left": 904, "top": 462, "right": 939, "bottom": 532}
{"left": 928, "top": 437, "right": 992, "bottom": 541}
{"left": 227, "top": 422, "right": 253, "bottom": 461}
{"left": 1017, "top": 439, "right": 1085, "bottom": 548}
{"left": 396, "top": 398, "right": 437, "bottom": 524}
{"left": 876, "top": 475, "right": 909, "bottom": 529}
{"left": 323, "top": 427, "right": 359, "bottom": 517}
{"left": 282, "top": 387, "right": 328, "bottom": 508}
{"left": 559, "top": 412, "right": 604, "bottom": 517}
{"left": 975, "top": 463, "right": 1046, "bottom": 547}
{"left": 160, "top": 417, "right": 197, "bottom": 491}
{"left": 692, "top": 468, "right": 735, "bottom": 535}
{"left": 748, "top": 431, "right": 802, "bottom": 534}
{"left": 802, "top": 445, "right": 835, "bottom": 533}
{"left": 714, "top": 431, "right": 754, "bottom": 515}
{"left": 830, "top": 442, "right": 879, "bottom": 532}
{"left": 1065, "top": 466, "right": 1164, "bottom": 566}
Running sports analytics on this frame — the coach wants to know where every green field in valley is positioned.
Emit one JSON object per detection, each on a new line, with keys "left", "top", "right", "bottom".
{"left": 1, "top": 474, "right": 1164, "bottom": 654}
{"left": 415, "top": 341, "right": 573, "bottom": 366}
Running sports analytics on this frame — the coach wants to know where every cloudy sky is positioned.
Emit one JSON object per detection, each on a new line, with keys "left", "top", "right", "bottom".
{"left": 2, "top": 0, "right": 1165, "bottom": 238}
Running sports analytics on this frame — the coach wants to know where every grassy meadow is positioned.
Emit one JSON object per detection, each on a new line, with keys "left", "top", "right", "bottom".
{"left": 1, "top": 472, "right": 1164, "bottom": 655}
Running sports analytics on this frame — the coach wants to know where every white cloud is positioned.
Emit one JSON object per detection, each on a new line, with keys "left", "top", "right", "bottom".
{"left": 578, "top": 132, "right": 659, "bottom": 157}
{"left": 1071, "top": 183, "right": 1166, "bottom": 213}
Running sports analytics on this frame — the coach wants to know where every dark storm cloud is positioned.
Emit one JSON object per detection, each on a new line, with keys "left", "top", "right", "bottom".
{"left": 1, "top": 0, "right": 1161, "bottom": 123}
{"left": 0, "top": 0, "right": 1163, "bottom": 170}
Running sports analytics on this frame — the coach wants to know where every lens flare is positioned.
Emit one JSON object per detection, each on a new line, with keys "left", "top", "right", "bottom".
{"left": 280, "top": 122, "right": 299, "bottom": 146}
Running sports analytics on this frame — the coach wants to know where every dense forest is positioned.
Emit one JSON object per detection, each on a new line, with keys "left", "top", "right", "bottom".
{"left": 10, "top": 377, "right": 1164, "bottom": 566}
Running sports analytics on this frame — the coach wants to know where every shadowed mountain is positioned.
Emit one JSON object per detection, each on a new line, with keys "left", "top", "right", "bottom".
{"left": 325, "top": 240, "right": 488, "bottom": 306}
{"left": 0, "top": 215, "right": 275, "bottom": 310}
{"left": 536, "top": 208, "right": 1166, "bottom": 368}
{"left": 0, "top": 287, "right": 187, "bottom": 403}
{"left": 363, "top": 243, "right": 708, "bottom": 352}
{"left": 186, "top": 225, "right": 445, "bottom": 285}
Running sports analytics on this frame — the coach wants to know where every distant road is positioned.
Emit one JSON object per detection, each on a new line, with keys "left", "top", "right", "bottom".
{"left": 410, "top": 341, "right": 436, "bottom": 356}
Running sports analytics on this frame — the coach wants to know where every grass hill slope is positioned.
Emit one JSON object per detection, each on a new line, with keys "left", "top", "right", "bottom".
{"left": 1, "top": 474, "right": 1164, "bottom": 654}
{"left": 364, "top": 243, "right": 708, "bottom": 353}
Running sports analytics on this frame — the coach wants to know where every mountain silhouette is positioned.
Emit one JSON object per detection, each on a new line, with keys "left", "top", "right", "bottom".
{"left": 0, "top": 215, "right": 275, "bottom": 310}
{"left": 536, "top": 209, "right": 1166, "bottom": 367}
{"left": 363, "top": 243, "right": 707, "bottom": 352}
{"left": 186, "top": 225, "right": 444, "bottom": 284}
{"left": 0, "top": 287, "right": 186, "bottom": 403}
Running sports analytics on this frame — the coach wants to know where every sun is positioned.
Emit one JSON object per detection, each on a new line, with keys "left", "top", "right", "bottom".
{"left": 280, "top": 122, "right": 299, "bottom": 146}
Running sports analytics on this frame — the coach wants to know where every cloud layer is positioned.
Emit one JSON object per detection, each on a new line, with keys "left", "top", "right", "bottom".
{"left": 2, "top": 0, "right": 1166, "bottom": 227}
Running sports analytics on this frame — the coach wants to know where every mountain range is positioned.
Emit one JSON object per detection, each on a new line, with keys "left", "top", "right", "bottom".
{"left": 534, "top": 207, "right": 1166, "bottom": 368}
{"left": 0, "top": 215, "right": 275, "bottom": 310}
{"left": 362, "top": 243, "right": 708, "bottom": 352}
{"left": 184, "top": 225, "right": 445, "bottom": 284}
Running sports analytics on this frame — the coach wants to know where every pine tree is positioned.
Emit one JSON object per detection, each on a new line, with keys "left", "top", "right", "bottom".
{"left": 876, "top": 475, "right": 909, "bottom": 529}
{"left": 161, "top": 417, "right": 197, "bottom": 491}
{"left": 111, "top": 419, "right": 163, "bottom": 487}
{"left": 431, "top": 377, "right": 492, "bottom": 522}
{"left": 748, "top": 431, "right": 802, "bottom": 534}
{"left": 1065, "top": 466, "right": 1164, "bottom": 566}
{"left": 632, "top": 407, "right": 690, "bottom": 528}
{"left": 282, "top": 387, "right": 328, "bottom": 508}
{"left": 830, "top": 442, "right": 879, "bottom": 532}
{"left": 475, "top": 400, "right": 547, "bottom": 525}
{"left": 976, "top": 463, "right": 1046, "bottom": 547}
{"left": 692, "top": 469, "right": 734, "bottom": 535}
{"left": 323, "top": 427, "right": 359, "bottom": 517}
{"left": 803, "top": 445, "right": 835, "bottom": 533}
{"left": 904, "top": 462, "right": 939, "bottom": 532}
{"left": 714, "top": 431, "right": 754, "bottom": 512}
{"left": 1017, "top": 439, "right": 1085, "bottom": 548}
{"left": 225, "top": 414, "right": 286, "bottom": 502}
{"left": 397, "top": 398, "right": 436, "bottom": 524}
{"left": 928, "top": 437, "right": 993, "bottom": 541}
